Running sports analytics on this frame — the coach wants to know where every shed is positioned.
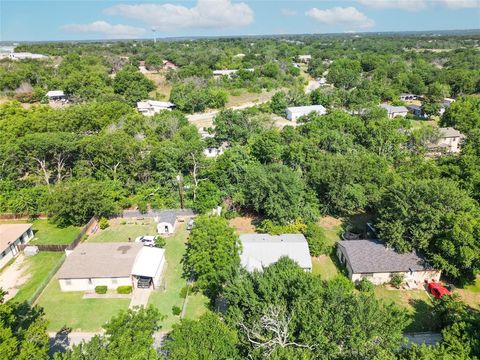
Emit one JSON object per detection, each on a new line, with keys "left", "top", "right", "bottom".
{"left": 46, "top": 90, "right": 66, "bottom": 101}
{"left": 286, "top": 105, "right": 326, "bottom": 121}
{"left": 156, "top": 211, "right": 177, "bottom": 235}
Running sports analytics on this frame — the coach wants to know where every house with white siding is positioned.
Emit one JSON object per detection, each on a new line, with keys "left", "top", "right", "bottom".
{"left": 0, "top": 224, "right": 34, "bottom": 269}
{"left": 286, "top": 105, "right": 327, "bottom": 121}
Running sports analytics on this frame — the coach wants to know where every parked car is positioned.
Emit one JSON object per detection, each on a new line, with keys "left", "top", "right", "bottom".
{"left": 137, "top": 276, "right": 151, "bottom": 289}
{"left": 428, "top": 282, "right": 450, "bottom": 299}
{"left": 135, "top": 235, "right": 157, "bottom": 247}
{"left": 186, "top": 218, "right": 195, "bottom": 231}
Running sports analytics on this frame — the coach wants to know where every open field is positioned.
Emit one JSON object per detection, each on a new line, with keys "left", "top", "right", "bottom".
{"left": 87, "top": 218, "right": 156, "bottom": 243}
{"left": 37, "top": 281, "right": 130, "bottom": 332}
{"left": 148, "top": 225, "right": 207, "bottom": 331}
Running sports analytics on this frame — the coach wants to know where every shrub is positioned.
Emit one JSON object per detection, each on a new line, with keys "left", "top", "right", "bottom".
{"left": 95, "top": 285, "right": 107, "bottom": 294}
{"left": 179, "top": 285, "right": 191, "bottom": 299}
{"left": 116, "top": 286, "right": 132, "bottom": 294}
{"left": 357, "top": 277, "right": 375, "bottom": 293}
{"left": 99, "top": 217, "right": 109, "bottom": 230}
{"left": 304, "top": 223, "right": 329, "bottom": 256}
{"left": 155, "top": 237, "right": 166, "bottom": 248}
{"left": 172, "top": 305, "right": 181, "bottom": 316}
{"left": 390, "top": 273, "right": 405, "bottom": 289}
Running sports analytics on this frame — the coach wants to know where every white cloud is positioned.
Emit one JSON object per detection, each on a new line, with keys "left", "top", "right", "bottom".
{"left": 62, "top": 21, "right": 146, "bottom": 38}
{"left": 306, "top": 7, "right": 375, "bottom": 29}
{"left": 281, "top": 8, "right": 297, "bottom": 16}
{"left": 357, "top": 0, "right": 428, "bottom": 10}
{"left": 104, "top": 0, "right": 254, "bottom": 30}
{"left": 436, "top": 0, "right": 480, "bottom": 8}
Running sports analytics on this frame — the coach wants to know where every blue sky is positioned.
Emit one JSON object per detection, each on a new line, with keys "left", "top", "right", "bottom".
{"left": 1, "top": 0, "right": 479, "bottom": 41}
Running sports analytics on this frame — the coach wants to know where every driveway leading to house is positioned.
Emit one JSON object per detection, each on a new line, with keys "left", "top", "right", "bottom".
{"left": 129, "top": 288, "right": 152, "bottom": 308}
{"left": 0, "top": 254, "right": 30, "bottom": 301}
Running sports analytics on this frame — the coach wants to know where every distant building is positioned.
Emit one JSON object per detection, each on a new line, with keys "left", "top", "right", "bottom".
{"left": 439, "top": 98, "right": 455, "bottom": 116}
{"left": 407, "top": 104, "right": 427, "bottom": 118}
{"left": 337, "top": 239, "right": 440, "bottom": 287}
{"left": 46, "top": 90, "right": 66, "bottom": 101}
{"left": 399, "top": 93, "right": 423, "bottom": 101}
{"left": 297, "top": 55, "right": 312, "bottom": 63}
{"left": 379, "top": 104, "right": 408, "bottom": 119}
{"left": 213, "top": 68, "right": 254, "bottom": 79}
{"left": 162, "top": 60, "right": 178, "bottom": 70}
{"left": 137, "top": 100, "right": 175, "bottom": 116}
{"left": 0, "top": 224, "right": 34, "bottom": 269}
{"left": 9, "top": 52, "right": 46, "bottom": 60}
{"left": 286, "top": 105, "right": 327, "bottom": 121}
{"left": 428, "top": 127, "right": 465, "bottom": 155}
{"left": 239, "top": 234, "right": 312, "bottom": 272}
{"left": 57, "top": 242, "right": 165, "bottom": 291}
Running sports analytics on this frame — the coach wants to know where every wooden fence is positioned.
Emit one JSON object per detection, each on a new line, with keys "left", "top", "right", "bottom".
{"left": 17, "top": 216, "right": 98, "bottom": 252}
{"left": 0, "top": 213, "right": 48, "bottom": 220}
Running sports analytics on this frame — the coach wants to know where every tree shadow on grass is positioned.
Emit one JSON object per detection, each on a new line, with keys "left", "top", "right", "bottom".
{"left": 405, "top": 298, "right": 441, "bottom": 333}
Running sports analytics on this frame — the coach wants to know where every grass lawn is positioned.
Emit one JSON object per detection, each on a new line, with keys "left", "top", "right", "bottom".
{"left": 30, "top": 219, "right": 81, "bottom": 245}
{"left": 148, "top": 225, "right": 207, "bottom": 331}
{"left": 184, "top": 292, "right": 209, "bottom": 320}
{"left": 87, "top": 218, "right": 156, "bottom": 243}
{"left": 456, "top": 275, "right": 480, "bottom": 309}
{"left": 0, "top": 219, "right": 81, "bottom": 245}
{"left": 312, "top": 255, "right": 341, "bottom": 281}
{"left": 374, "top": 286, "right": 440, "bottom": 332}
{"left": 13, "top": 252, "right": 64, "bottom": 303}
{"left": 36, "top": 281, "right": 130, "bottom": 332}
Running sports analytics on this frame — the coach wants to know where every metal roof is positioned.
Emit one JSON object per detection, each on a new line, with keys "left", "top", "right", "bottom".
{"left": 286, "top": 104, "right": 327, "bottom": 115}
{"left": 239, "top": 234, "right": 312, "bottom": 272}
{"left": 337, "top": 240, "right": 432, "bottom": 273}
{"left": 131, "top": 247, "right": 165, "bottom": 278}
{"left": 439, "top": 127, "right": 464, "bottom": 138}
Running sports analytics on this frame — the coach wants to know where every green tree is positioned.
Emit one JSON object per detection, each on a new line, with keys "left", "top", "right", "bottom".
{"left": 163, "top": 313, "right": 240, "bottom": 359}
{"left": 183, "top": 215, "right": 241, "bottom": 298}
{"left": 113, "top": 65, "right": 155, "bottom": 105}
{"left": 327, "top": 59, "right": 362, "bottom": 89}
{"left": 441, "top": 96, "right": 480, "bottom": 133}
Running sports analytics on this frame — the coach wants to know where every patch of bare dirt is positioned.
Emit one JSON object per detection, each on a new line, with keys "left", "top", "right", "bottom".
{"left": 229, "top": 217, "right": 256, "bottom": 234}
{"left": 0, "top": 255, "right": 31, "bottom": 301}
{"left": 318, "top": 216, "right": 342, "bottom": 230}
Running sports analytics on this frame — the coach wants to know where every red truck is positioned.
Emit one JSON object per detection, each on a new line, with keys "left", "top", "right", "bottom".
{"left": 427, "top": 282, "right": 451, "bottom": 299}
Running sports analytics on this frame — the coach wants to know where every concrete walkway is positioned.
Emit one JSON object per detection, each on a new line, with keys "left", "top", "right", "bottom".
{"left": 129, "top": 288, "right": 152, "bottom": 308}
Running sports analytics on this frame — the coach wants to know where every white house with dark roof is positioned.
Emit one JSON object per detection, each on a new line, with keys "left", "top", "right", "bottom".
{"left": 46, "top": 90, "right": 66, "bottom": 101}
{"left": 239, "top": 234, "right": 312, "bottom": 272}
{"left": 380, "top": 104, "right": 408, "bottom": 119}
{"left": 156, "top": 211, "right": 178, "bottom": 235}
{"left": 429, "top": 127, "right": 465, "bottom": 154}
{"left": 286, "top": 105, "right": 327, "bottom": 121}
{"left": 57, "top": 242, "right": 165, "bottom": 291}
{"left": 0, "top": 224, "right": 34, "bottom": 268}
{"left": 337, "top": 240, "right": 440, "bottom": 287}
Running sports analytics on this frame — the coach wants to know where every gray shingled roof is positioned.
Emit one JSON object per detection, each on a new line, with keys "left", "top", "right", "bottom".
{"left": 57, "top": 242, "right": 143, "bottom": 279}
{"left": 337, "top": 240, "right": 431, "bottom": 273}
{"left": 379, "top": 104, "right": 408, "bottom": 113}
{"left": 439, "top": 127, "right": 464, "bottom": 139}
{"left": 158, "top": 211, "right": 177, "bottom": 226}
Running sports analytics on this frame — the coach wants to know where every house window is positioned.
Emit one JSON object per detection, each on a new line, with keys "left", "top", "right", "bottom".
{"left": 65, "top": 279, "right": 72, "bottom": 286}
{"left": 112, "top": 278, "right": 118, "bottom": 284}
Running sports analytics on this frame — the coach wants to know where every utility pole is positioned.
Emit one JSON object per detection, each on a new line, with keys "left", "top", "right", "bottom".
{"left": 176, "top": 174, "right": 184, "bottom": 209}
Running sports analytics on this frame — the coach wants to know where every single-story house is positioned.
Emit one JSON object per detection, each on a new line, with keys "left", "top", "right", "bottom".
{"left": 429, "top": 127, "right": 465, "bottom": 154}
{"left": 0, "top": 224, "right": 34, "bottom": 269}
{"left": 156, "top": 211, "right": 178, "bottom": 235}
{"left": 163, "top": 60, "right": 178, "bottom": 70}
{"left": 137, "top": 100, "right": 175, "bottom": 116}
{"left": 379, "top": 104, "right": 408, "bottom": 119}
{"left": 439, "top": 98, "right": 455, "bottom": 116}
{"left": 46, "top": 90, "right": 66, "bottom": 101}
{"left": 337, "top": 239, "right": 440, "bottom": 287}
{"left": 407, "top": 104, "right": 427, "bottom": 119}
{"left": 239, "top": 234, "right": 312, "bottom": 272}
{"left": 286, "top": 104, "right": 327, "bottom": 121}
{"left": 297, "top": 55, "right": 312, "bottom": 63}
{"left": 213, "top": 68, "right": 254, "bottom": 78}
{"left": 57, "top": 242, "right": 165, "bottom": 291}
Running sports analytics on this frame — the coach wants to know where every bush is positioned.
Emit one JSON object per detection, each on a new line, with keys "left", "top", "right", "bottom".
{"left": 179, "top": 285, "right": 191, "bottom": 298}
{"left": 390, "top": 273, "right": 405, "bottom": 289}
{"left": 116, "top": 286, "right": 132, "bottom": 294}
{"left": 357, "top": 277, "right": 375, "bottom": 293}
{"left": 304, "top": 223, "right": 329, "bottom": 256}
{"left": 155, "top": 237, "right": 166, "bottom": 248}
{"left": 95, "top": 286, "right": 107, "bottom": 294}
{"left": 99, "top": 217, "right": 109, "bottom": 230}
{"left": 172, "top": 305, "right": 181, "bottom": 316}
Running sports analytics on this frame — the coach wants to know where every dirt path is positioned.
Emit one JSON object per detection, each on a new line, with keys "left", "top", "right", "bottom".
{"left": 0, "top": 254, "right": 31, "bottom": 301}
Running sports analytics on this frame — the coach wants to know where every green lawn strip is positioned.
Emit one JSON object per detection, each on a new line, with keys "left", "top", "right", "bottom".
{"left": 312, "top": 255, "right": 341, "bottom": 281}
{"left": 184, "top": 292, "right": 209, "bottom": 320}
{"left": 87, "top": 219, "right": 156, "bottom": 243}
{"left": 30, "top": 219, "right": 81, "bottom": 245}
{"left": 374, "top": 286, "right": 440, "bottom": 332}
{"left": 37, "top": 281, "right": 130, "bottom": 332}
{"left": 148, "top": 225, "right": 207, "bottom": 331}
{"left": 13, "top": 252, "right": 64, "bottom": 303}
